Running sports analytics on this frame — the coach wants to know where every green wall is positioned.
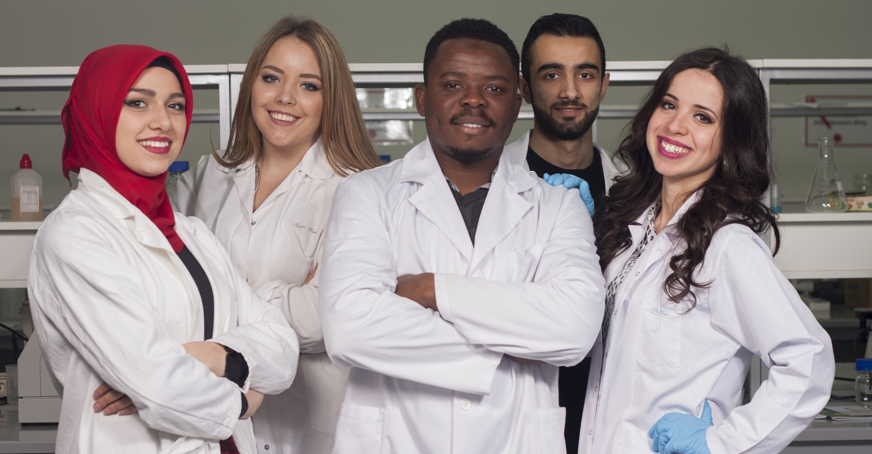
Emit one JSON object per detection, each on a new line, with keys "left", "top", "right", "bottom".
{"left": 1, "top": 0, "right": 871, "bottom": 209}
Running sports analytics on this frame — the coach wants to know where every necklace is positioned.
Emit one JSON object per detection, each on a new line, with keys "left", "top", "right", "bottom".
{"left": 255, "top": 162, "right": 260, "bottom": 191}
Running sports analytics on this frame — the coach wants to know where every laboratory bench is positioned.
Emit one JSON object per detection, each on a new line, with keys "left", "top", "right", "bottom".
{"left": 0, "top": 405, "right": 55, "bottom": 453}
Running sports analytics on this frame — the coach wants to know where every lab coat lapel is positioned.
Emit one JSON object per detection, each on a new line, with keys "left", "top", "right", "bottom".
{"left": 469, "top": 153, "right": 536, "bottom": 271}
{"left": 402, "top": 140, "right": 474, "bottom": 262}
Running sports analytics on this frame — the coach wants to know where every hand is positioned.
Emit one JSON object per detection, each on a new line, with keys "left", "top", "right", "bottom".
{"left": 92, "top": 382, "right": 137, "bottom": 416}
{"left": 241, "top": 389, "right": 263, "bottom": 419}
{"left": 648, "top": 400, "right": 713, "bottom": 454}
{"left": 183, "top": 341, "right": 228, "bottom": 378}
{"left": 304, "top": 264, "right": 318, "bottom": 285}
{"left": 395, "top": 273, "right": 437, "bottom": 311}
{"left": 543, "top": 173, "right": 595, "bottom": 217}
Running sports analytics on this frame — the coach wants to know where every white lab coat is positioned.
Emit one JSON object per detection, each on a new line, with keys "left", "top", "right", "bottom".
{"left": 173, "top": 139, "right": 348, "bottom": 454}
{"left": 320, "top": 139, "right": 606, "bottom": 454}
{"left": 27, "top": 169, "right": 299, "bottom": 454}
{"left": 503, "top": 130, "right": 623, "bottom": 193}
{"left": 579, "top": 192, "right": 835, "bottom": 454}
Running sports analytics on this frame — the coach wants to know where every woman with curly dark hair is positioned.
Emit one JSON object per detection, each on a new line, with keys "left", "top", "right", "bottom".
{"left": 577, "top": 48, "right": 834, "bottom": 454}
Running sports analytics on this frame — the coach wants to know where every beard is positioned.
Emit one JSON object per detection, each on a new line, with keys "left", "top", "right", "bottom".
{"left": 444, "top": 146, "right": 493, "bottom": 164}
{"left": 533, "top": 101, "right": 599, "bottom": 141}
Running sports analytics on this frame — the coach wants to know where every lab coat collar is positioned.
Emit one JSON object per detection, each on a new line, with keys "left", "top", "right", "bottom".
{"left": 399, "top": 138, "right": 537, "bottom": 265}
{"left": 230, "top": 138, "right": 333, "bottom": 215}
{"left": 78, "top": 169, "right": 178, "bottom": 252}
{"left": 297, "top": 138, "right": 334, "bottom": 180}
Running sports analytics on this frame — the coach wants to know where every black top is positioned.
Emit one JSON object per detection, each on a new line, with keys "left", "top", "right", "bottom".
{"left": 448, "top": 184, "right": 489, "bottom": 245}
{"left": 526, "top": 146, "right": 607, "bottom": 201}
{"left": 525, "top": 147, "right": 603, "bottom": 454}
{"left": 175, "top": 245, "right": 249, "bottom": 417}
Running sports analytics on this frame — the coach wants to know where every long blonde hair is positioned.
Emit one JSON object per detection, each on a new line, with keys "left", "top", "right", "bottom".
{"left": 216, "top": 16, "right": 381, "bottom": 176}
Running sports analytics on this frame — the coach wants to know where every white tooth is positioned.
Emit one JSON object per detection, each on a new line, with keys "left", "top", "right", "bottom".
{"left": 461, "top": 123, "right": 482, "bottom": 128}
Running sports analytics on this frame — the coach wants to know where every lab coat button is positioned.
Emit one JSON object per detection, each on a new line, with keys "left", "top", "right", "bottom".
{"left": 459, "top": 398, "right": 472, "bottom": 411}
{"left": 264, "top": 445, "right": 270, "bottom": 450}
{"left": 251, "top": 221, "right": 256, "bottom": 226}
{"left": 635, "top": 271, "right": 640, "bottom": 276}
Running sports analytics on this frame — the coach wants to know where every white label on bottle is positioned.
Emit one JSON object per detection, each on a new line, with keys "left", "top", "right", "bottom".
{"left": 20, "top": 185, "right": 39, "bottom": 212}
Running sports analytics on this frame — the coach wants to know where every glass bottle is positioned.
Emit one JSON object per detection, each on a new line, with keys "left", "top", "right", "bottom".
{"left": 857, "top": 358, "right": 872, "bottom": 408}
{"left": 166, "top": 161, "right": 189, "bottom": 200}
{"left": 10, "top": 153, "right": 43, "bottom": 221}
{"left": 805, "top": 137, "right": 847, "bottom": 213}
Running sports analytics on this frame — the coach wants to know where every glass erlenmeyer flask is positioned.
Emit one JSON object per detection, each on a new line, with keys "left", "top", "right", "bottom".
{"left": 805, "top": 137, "right": 847, "bottom": 212}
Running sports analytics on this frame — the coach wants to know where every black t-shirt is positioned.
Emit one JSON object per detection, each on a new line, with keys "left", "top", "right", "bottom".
{"left": 525, "top": 145, "right": 604, "bottom": 454}
{"left": 526, "top": 146, "right": 607, "bottom": 201}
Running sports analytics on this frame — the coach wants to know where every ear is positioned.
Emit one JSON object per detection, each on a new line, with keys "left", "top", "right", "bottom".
{"left": 414, "top": 84, "right": 426, "bottom": 117}
{"left": 519, "top": 76, "right": 533, "bottom": 104}
{"left": 512, "top": 91, "right": 522, "bottom": 124}
{"left": 599, "top": 72, "right": 610, "bottom": 102}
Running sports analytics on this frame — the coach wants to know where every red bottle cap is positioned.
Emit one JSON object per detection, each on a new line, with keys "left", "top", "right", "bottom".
{"left": 19, "top": 154, "right": 32, "bottom": 169}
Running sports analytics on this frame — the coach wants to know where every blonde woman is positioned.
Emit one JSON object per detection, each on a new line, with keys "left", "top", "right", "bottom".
{"left": 174, "top": 16, "right": 381, "bottom": 454}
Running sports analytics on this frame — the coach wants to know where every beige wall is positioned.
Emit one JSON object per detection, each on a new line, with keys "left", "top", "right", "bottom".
{"left": 1, "top": 0, "right": 871, "bottom": 209}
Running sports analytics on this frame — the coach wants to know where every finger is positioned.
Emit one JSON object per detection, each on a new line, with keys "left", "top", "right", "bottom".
{"left": 543, "top": 173, "right": 552, "bottom": 181}
{"left": 103, "top": 395, "right": 135, "bottom": 416}
{"left": 579, "top": 179, "right": 590, "bottom": 194}
{"left": 93, "top": 382, "right": 112, "bottom": 400}
{"left": 562, "top": 176, "right": 581, "bottom": 188}
{"left": 701, "top": 399, "right": 713, "bottom": 424}
{"left": 550, "top": 174, "right": 566, "bottom": 186}
{"left": 94, "top": 389, "right": 124, "bottom": 412}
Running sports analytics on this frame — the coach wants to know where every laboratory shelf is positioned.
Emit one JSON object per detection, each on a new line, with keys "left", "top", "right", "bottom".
{"left": 773, "top": 208, "right": 872, "bottom": 279}
{"left": 0, "top": 222, "right": 40, "bottom": 289}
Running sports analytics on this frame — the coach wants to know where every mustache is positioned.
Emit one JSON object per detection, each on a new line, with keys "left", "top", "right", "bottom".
{"left": 449, "top": 111, "right": 495, "bottom": 127}
{"left": 549, "top": 100, "right": 588, "bottom": 110}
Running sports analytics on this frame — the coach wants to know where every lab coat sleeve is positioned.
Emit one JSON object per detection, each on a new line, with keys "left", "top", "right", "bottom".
{"left": 171, "top": 154, "right": 210, "bottom": 215}
{"left": 201, "top": 234, "right": 300, "bottom": 396}
{"left": 704, "top": 228, "right": 834, "bottom": 454}
{"left": 253, "top": 247, "right": 325, "bottom": 354}
{"left": 28, "top": 212, "right": 243, "bottom": 440}
{"left": 436, "top": 187, "right": 605, "bottom": 366}
{"left": 320, "top": 177, "right": 504, "bottom": 395}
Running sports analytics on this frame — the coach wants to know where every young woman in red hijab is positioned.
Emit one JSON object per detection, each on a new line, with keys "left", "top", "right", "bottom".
{"left": 27, "top": 44, "right": 299, "bottom": 454}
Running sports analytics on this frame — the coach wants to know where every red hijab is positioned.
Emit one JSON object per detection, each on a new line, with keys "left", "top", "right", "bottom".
{"left": 61, "top": 45, "right": 193, "bottom": 252}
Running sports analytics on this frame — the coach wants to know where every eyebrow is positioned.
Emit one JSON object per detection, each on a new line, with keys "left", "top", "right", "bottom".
{"left": 127, "top": 88, "right": 186, "bottom": 101}
{"left": 261, "top": 65, "right": 323, "bottom": 81}
{"left": 664, "top": 92, "right": 718, "bottom": 118}
{"left": 537, "top": 62, "right": 601, "bottom": 74}
{"left": 129, "top": 88, "right": 155, "bottom": 97}
{"left": 438, "top": 70, "right": 510, "bottom": 83}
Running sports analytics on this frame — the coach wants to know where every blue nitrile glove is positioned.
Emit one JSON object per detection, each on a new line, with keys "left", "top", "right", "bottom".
{"left": 543, "top": 173, "right": 595, "bottom": 217}
{"left": 647, "top": 400, "right": 713, "bottom": 454}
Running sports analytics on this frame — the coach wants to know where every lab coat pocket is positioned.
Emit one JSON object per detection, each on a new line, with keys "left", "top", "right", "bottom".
{"left": 635, "top": 302, "right": 682, "bottom": 368}
{"left": 534, "top": 407, "right": 567, "bottom": 454}
{"left": 333, "top": 401, "right": 385, "bottom": 454}
{"left": 508, "top": 245, "right": 545, "bottom": 282}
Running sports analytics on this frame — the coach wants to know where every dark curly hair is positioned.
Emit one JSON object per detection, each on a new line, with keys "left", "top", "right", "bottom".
{"left": 595, "top": 47, "right": 779, "bottom": 307}
{"left": 423, "top": 18, "right": 519, "bottom": 85}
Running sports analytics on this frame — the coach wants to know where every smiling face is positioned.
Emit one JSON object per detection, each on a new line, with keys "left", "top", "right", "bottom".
{"left": 251, "top": 36, "right": 324, "bottom": 157}
{"left": 646, "top": 69, "right": 725, "bottom": 193}
{"left": 415, "top": 38, "right": 522, "bottom": 164}
{"left": 522, "top": 35, "right": 609, "bottom": 142}
{"left": 115, "top": 67, "right": 187, "bottom": 177}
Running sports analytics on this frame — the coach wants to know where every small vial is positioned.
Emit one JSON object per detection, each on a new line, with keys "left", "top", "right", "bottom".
{"left": 166, "top": 161, "right": 189, "bottom": 199}
{"left": 770, "top": 183, "right": 782, "bottom": 213}
{"left": 857, "top": 358, "right": 872, "bottom": 408}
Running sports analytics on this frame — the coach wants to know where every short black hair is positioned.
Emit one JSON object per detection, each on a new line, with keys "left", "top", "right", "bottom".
{"left": 521, "top": 13, "right": 606, "bottom": 84}
{"left": 423, "top": 18, "right": 519, "bottom": 85}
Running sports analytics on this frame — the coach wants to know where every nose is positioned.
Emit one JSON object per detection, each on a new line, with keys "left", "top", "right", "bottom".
{"left": 149, "top": 105, "right": 173, "bottom": 132}
{"left": 460, "top": 86, "right": 486, "bottom": 109}
{"left": 665, "top": 112, "right": 688, "bottom": 135}
{"left": 559, "top": 76, "right": 580, "bottom": 100}
{"left": 276, "top": 82, "right": 296, "bottom": 106}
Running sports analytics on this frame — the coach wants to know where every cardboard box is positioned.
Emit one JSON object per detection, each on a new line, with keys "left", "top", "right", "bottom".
{"left": 847, "top": 195, "right": 872, "bottom": 212}
{"left": 845, "top": 279, "right": 872, "bottom": 308}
